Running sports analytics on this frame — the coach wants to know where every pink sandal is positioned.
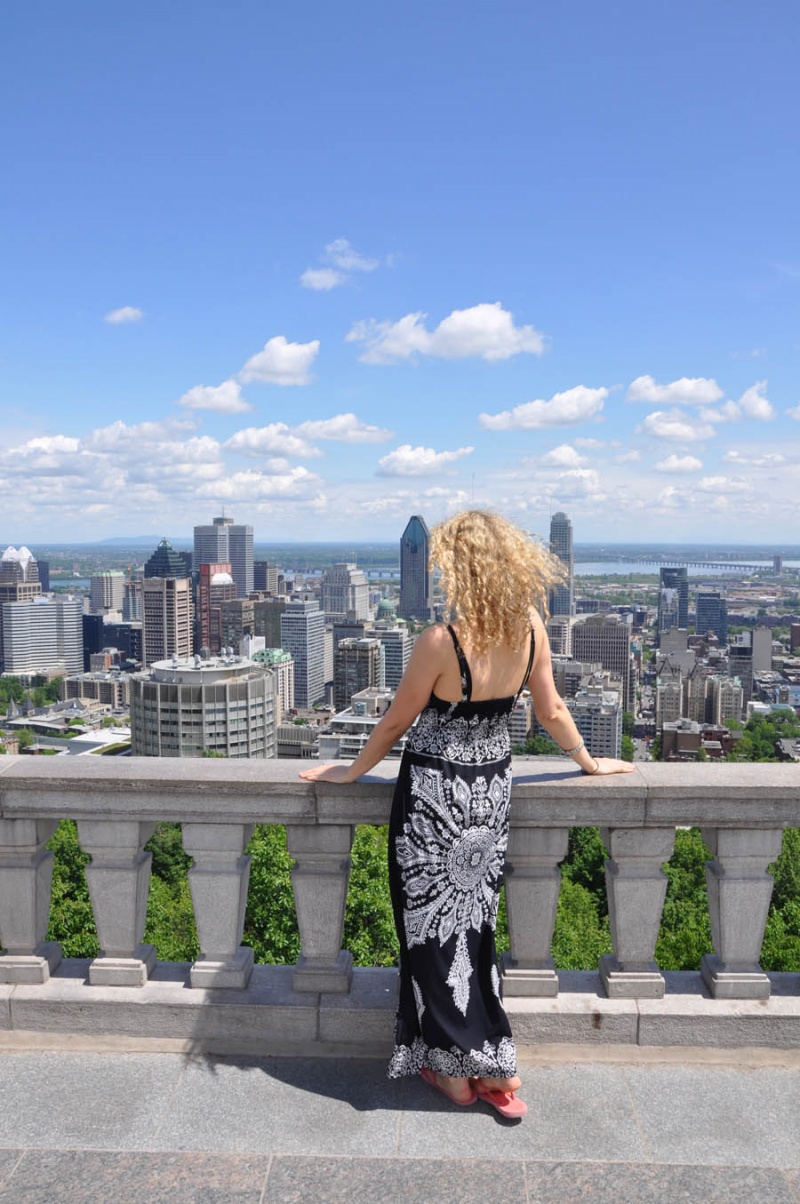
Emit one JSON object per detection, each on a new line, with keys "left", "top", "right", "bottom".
{"left": 420, "top": 1066, "right": 478, "bottom": 1106}
{"left": 474, "top": 1083, "right": 528, "bottom": 1118}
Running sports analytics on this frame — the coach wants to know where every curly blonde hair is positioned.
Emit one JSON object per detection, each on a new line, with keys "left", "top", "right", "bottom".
{"left": 429, "top": 510, "right": 565, "bottom": 656}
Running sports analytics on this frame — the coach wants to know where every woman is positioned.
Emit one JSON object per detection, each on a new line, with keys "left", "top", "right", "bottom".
{"left": 300, "top": 511, "right": 633, "bottom": 1118}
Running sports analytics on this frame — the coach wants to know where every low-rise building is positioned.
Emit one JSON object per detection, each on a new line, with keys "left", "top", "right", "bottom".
{"left": 317, "top": 687, "right": 408, "bottom": 761}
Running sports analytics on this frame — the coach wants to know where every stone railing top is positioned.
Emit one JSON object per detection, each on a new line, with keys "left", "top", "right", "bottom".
{"left": 0, "top": 755, "right": 798, "bottom": 828}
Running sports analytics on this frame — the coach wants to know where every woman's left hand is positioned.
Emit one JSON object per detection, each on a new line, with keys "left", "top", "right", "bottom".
{"left": 298, "top": 763, "right": 357, "bottom": 783}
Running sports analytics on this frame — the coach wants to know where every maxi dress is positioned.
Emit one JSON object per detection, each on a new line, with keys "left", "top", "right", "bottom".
{"left": 387, "top": 624, "right": 535, "bottom": 1080}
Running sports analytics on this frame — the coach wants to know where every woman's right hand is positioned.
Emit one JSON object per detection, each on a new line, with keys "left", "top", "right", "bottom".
{"left": 589, "top": 757, "right": 636, "bottom": 775}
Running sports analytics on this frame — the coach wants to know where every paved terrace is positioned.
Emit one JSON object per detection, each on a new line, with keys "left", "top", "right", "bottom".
{"left": 1, "top": 757, "right": 800, "bottom": 1200}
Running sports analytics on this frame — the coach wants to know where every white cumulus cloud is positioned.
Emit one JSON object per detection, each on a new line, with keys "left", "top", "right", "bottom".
{"left": 239, "top": 335, "right": 319, "bottom": 386}
{"left": 737, "top": 380, "right": 775, "bottom": 421}
{"left": 326, "top": 238, "right": 379, "bottom": 273}
{"left": 300, "top": 268, "right": 346, "bottom": 291}
{"left": 224, "top": 424, "right": 321, "bottom": 459}
{"left": 197, "top": 467, "right": 320, "bottom": 500}
{"left": 614, "top": 449, "right": 641, "bottom": 463}
{"left": 176, "top": 380, "right": 252, "bottom": 414}
{"left": 347, "top": 302, "right": 547, "bottom": 364}
{"left": 638, "top": 409, "right": 716, "bottom": 443}
{"left": 541, "top": 444, "right": 587, "bottom": 467}
{"left": 300, "top": 238, "right": 379, "bottom": 290}
{"left": 654, "top": 454, "right": 703, "bottom": 473}
{"left": 104, "top": 306, "right": 144, "bottom": 324}
{"left": 479, "top": 386, "right": 608, "bottom": 431}
{"left": 295, "top": 413, "right": 393, "bottom": 443}
{"left": 627, "top": 374, "right": 723, "bottom": 406}
{"left": 786, "top": 403, "right": 800, "bottom": 421}
{"left": 377, "top": 444, "right": 474, "bottom": 477}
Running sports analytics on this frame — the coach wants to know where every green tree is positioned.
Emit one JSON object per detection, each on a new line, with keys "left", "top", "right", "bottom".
{"left": 655, "top": 829, "right": 713, "bottom": 970}
{"left": 622, "top": 711, "right": 636, "bottom": 738}
{"left": 16, "top": 728, "right": 35, "bottom": 749}
{"left": 621, "top": 735, "right": 635, "bottom": 762}
{"left": 45, "top": 821, "right": 98, "bottom": 957}
{"left": 343, "top": 826, "right": 398, "bottom": 966}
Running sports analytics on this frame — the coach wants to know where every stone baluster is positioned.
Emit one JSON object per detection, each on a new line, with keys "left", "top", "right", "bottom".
{"left": 700, "top": 827, "right": 783, "bottom": 999}
{"left": 0, "top": 819, "right": 62, "bottom": 984}
{"left": 182, "top": 822, "right": 255, "bottom": 989}
{"left": 286, "top": 824, "right": 354, "bottom": 993}
{"left": 600, "top": 826, "right": 676, "bottom": 999}
{"left": 500, "top": 826, "right": 569, "bottom": 996}
{"left": 77, "top": 820, "right": 157, "bottom": 986}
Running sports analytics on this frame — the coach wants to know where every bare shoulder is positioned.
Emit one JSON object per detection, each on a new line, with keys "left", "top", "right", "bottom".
{"left": 414, "top": 623, "right": 451, "bottom": 654}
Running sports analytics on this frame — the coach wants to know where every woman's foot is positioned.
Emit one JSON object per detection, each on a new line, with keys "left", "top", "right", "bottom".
{"left": 421, "top": 1067, "right": 477, "bottom": 1105}
{"left": 475, "top": 1074, "right": 521, "bottom": 1092}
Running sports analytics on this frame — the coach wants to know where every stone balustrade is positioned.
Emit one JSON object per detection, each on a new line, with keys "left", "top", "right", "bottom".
{"left": 1, "top": 756, "right": 799, "bottom": 1054}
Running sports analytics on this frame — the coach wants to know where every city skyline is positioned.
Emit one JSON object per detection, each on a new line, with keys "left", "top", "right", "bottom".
{"left": 3, "top": 5, "right": 800, "bottom": 543}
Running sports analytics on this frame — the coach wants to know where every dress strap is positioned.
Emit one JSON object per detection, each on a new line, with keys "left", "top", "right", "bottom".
{"left": 446, "top": 624, "right": 472, "bottom": 702}
{"left": 514, "top": 629, "right": 536, "bottom": 702}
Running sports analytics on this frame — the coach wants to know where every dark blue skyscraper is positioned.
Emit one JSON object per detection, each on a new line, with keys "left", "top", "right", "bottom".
{"left": 398, "top": 515, "right": 432, "bottom": 622}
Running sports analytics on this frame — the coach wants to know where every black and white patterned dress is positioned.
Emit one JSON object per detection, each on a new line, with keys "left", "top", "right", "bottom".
{"left": 387, "top": 624, "right": 535, "bottom": 1080}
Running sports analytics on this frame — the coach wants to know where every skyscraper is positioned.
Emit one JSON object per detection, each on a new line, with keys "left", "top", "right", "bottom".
{"left": 571, "top": 614, "right": 634, "bottom": 711}
{"left": 193, "top": 515, "right": 253, "bottom": 598}
{"left": 280, "top": 600, "right": 325, "bottom": 708}
{"left": 1, "top": 596, "right": 83, "bottom": 675}
{"left": 322, "top": 563, "right": 370, "bottom": 621}
{"left": 333, "top": 637, "right": 382, "bottom": 712}
{"left": 398, "top": 515, "right": 432, "bottom": 623}
{"left": 695, "top": 591, "right": 728, "bottom": 644}
{"left": 548, "top": 511, "right": 574, "bottom": 617}
{"left": 658, "top": 567, "right": 689, "bottom": 640}
{"left": 142, "top": 538, "right": 193, "bottom": 668}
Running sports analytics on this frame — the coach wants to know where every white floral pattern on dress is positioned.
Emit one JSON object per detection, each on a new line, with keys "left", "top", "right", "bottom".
{"left": 491, "top": 963, "right": 501, "bottom": 1000}
{"left": 407, "top": 705, "right": 511, "bottom": 766}
{"left": 396, "top": 765, "right": 510, "bottom": 951}
{"left": 388, "top": 1035, "right": 518, "bottom": 1080}
{"left": 412, "top": 976, "right": 425, "bottom": 1024}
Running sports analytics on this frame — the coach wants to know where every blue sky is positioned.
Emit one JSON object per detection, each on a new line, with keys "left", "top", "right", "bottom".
{"left": 2, "top": 1, "right": 799, "bottom": 545}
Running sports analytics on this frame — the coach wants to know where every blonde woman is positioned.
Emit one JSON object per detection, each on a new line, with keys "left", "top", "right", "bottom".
{"left": 301, "top": 511, "right": 633, "bottom": 1118}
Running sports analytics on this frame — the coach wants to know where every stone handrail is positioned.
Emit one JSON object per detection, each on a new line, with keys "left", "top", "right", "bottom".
{"left": 1, "top": 756, "right": 799, "bottom": 1009}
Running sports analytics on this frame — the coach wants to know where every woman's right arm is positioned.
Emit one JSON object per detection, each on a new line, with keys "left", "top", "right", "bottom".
{"left": 526, "top": 613, "right": 634, "bottom": 776}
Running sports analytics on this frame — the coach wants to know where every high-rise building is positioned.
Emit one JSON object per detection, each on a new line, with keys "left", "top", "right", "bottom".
{"left": 398, "top": 515, "right": 432, "bottom": 623}
{"left": 254, "top": 561, "right": 279, "bottom": 594}
{"left": 548, "top": 511, "right": 574, "bottom": 617}
{"left": 123, "top": 579, "right": 143, "bottom": 622}
{"left": 82, "top": 613, "right": 105, "bottom": 671}
{"left": 249, "top": 646, "right": 294, "bottom": 717}
{"left": 90, "top": 571, "right": 125, "bottom": 614}
{"left": 364, "top": 620, "right": 412, "bottom": 690}
{"left": 334, "top": 637, "right": 382, "bottom": 712}
{"left": 571, "top": 614, "right": 633, "bottom": 711}
{"left": 280, "top": 600, "right": 325, "bottom": 708}
{"left": 565, "top": 685, "right": 622, "bottom": 758}
{"left": 709, "top": 674, "right": 744, "bottom": 725}
{"left": 130, "top": 654, "right": 277, "bottom": 758}
{"left": 228, "top": 522, "right": 254, "bottom": 598}
{"left": 791, "top": 624, "right": 800, "bottom": 653}
{"left": 658, "top": 567, "right": 689, "bottom": 639}
{"left": 193, "top": 515, "right": 253, "bottom": 598}
{"left": 253, "top": 597, "right": 287, "bottom": 647}
{"left": 0, "top": 546, "right": 42, "bottom": 670}
{"left": 322, "top": 563, "right": 370, "bottom": 621}
{"left": 196, "top": 563, "right": 236, "bottom": 655}
{"left": 219, "top": 598, "right": 255, "bottom": 649}
{"left": 1, "top": 596, "right": 83, "bottom": 675}
{"left": 695, "top": 591, "right": 728, "bottom": 644}
{"left": 728, "top": 634, "right": 753, "bottom": 707}
{"left": 752, "top": 626, "right": 773, "bottom": 672}
{"left": 103, "top": 621, "right": 143, "bottom": 666}
{"left": 142, "top": 538, "right": 193, "bottom": 668}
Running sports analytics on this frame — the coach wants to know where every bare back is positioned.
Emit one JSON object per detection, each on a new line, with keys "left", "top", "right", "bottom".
{"left": 431, "top": 622, "right": 534, "bottom": 703}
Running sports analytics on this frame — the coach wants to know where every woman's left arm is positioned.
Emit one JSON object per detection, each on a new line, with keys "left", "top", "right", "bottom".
{"left": 299, "top": 625, "right": 446, "bottom": 783}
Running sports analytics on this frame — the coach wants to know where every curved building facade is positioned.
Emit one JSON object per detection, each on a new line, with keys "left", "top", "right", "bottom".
{"left": 130, "top": 655, "right": 277, "bottom": 758}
